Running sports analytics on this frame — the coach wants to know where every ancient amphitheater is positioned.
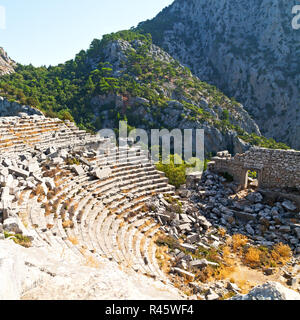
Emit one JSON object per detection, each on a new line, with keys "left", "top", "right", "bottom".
{"left": 1, "top": 112, "right": 300, "bottom": 300}
{"left": 0, "top": 114, "right": 178, "bottom": 276}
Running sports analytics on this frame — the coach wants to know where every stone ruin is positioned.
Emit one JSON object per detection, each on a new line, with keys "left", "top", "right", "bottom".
{"left": 0, "top": 113, "right": 178, "bottom": 287}
{"left": 0, "top": 113, "right": 299, "bottom": 300}
{"left": 208, "top": 148, "right": 300, "bottom": 191}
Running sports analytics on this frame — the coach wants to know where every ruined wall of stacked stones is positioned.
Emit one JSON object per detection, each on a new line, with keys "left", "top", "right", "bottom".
{"left": 210, "top": 147, "right": 300, "bottom": 190}
{"left": 209, "top": 156, "right": 247, "bottom": 186}
{"left": 240, "top": 148, "right": 300, "bottom": 189}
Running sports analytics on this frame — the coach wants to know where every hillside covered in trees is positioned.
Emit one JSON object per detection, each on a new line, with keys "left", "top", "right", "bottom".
{"left": 0, "top": 31, "right": 289, "bottom": 152}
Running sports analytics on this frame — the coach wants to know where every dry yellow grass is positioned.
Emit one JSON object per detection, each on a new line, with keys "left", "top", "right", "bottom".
{"left": 222, "top": 245, "right": 233, "bottom": 264}
{"left": 155, "top": 245, "right": 171, "bottom": 274}
{"left": 18, "top": 210, "right": 29, "bottom": 229}
{"left": 69, "top": 203, "right": 79, "bottom": 215}
{"left": 218, "top": 227, "right": 227, "bottom": 238}
{"left": 232, "top": 234, "right": 248, "bottom": 252}
{"left": 29, "top": 192, "right": 35, "bottom": 199}
{"left": 244, "top": 247, "right": 261, "bottom": 268}
{"left": 17, "top": 191, "right": 25, "bottom": 205}
{"left": 138, "top": 220, "right": 151, "bottom": 232}
{"left": 45, "top": 203, "right": 51, "bottom": 217}
{"left": 68, "top": 236, "right": 79, "bottom": 245}
{"left": 271, "top": 243, "right": 292, "bottom": 264}
{"left": 195, "top": 265, "right": 216, "bottom": 283}
{"left": 37, "top": 194, "right": 45, "bottom": 202}
{"left": 119, "top": 219, "right": 125, "bottom": 228}
{"left": 79, "top": 247, "right": 100, "bottom": 268}
{"left": 215, "top": 264, "right": 237, "bottom": 281}
{"left": 47, "top": 191, "right": 55, "bottom": 200}
{"left": 52, "top": 199, "right": 60, "bottom": 213}
{"left": 140, "top": 204, "right": 149, "bottom": 213}
{"left": 43, "top": 167, "right": 60, "bottom": 178}
{"left": 34, "top": 184, "right": 45, "bottom": 196}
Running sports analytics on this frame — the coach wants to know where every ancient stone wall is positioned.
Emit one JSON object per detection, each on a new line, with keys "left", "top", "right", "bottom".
{"left": 209, "top": 148, "right": 300, "bottom": 190}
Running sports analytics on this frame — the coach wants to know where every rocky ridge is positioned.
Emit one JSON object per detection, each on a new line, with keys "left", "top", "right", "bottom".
{"left": 0, "top": 31, "right": 276, "bottom": 155}
{"left": 138, "top": 0, "right": 300, "bottom": 149}
{"left": 0, "top": 48, "right": 15, "bottom": 76}
{"left": 0, "top": 96, "right": 43, "bottom": 117}
{"left": 86, "top": 37, "right": 261, "bottom": 155}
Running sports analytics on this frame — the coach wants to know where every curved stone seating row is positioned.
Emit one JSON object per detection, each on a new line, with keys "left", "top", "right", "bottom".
{"left": 0, "top": 115, "right": 179, "bottom": 283}
{"left": 21, "top": 144, "right": 175, "bottom": 281}
{"left": 0, "top": 115, "right": 104, "bottom": 154}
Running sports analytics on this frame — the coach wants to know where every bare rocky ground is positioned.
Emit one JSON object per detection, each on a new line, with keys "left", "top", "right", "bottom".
{"left": 146, "top": 170, "right": 300, "bottom": 300}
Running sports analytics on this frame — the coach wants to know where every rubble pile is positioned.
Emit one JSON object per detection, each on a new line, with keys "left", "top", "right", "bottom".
{"left": 146, "top": 169, "right": 300, "bottom": 299}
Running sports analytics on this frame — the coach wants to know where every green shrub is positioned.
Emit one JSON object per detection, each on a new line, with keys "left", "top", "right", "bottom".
{"left": 4, "top": 231, "right": 32, "bottom": 248}
{"left": 156, "top": 154, "right": 188, "bottom": 188}
{"left": 58, "top": 109, "right": 75, "bottom": 122}
{"left": 248, "top": 170, "right": 257, "bottom": 179}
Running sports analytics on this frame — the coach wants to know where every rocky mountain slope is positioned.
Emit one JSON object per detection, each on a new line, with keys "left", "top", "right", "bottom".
{"left": 137, "top": 0, "right": 300, "bottom": 149}
{"left": 0, "top": 31, "right": 289, "bottom": 155}
{"left": 0, "top": 48, "right": 15, "bottom": 76}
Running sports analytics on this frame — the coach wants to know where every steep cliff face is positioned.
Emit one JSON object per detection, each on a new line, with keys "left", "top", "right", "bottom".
{"left": 0, "top": 48, "right": 15, "bottom": 76}
{"left": 138, "top": 0, "right": 300, "bottom": 149}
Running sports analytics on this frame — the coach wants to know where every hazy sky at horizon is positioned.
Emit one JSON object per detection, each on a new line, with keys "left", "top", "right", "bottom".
{"left": 0, "top": 0, "right": 173, "bottom": 67}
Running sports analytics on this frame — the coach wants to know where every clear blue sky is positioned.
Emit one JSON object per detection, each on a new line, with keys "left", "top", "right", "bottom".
{"left": 0, "top": 0, "right": 173, "bottom": 67}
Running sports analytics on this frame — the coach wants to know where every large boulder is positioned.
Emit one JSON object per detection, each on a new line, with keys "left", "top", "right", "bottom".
{"left": 72, "top": 165, "right": 85, "bottom": 176}
{"left": 0, "top": 241, "right": 25, "bottom": 300}
{"left": 92, "top": 167, "right": 112, "bottom": 180}
{"left": 230, "top": 282, "right": 300, "bottom": 300}
{"left": 0, "top": 240, "right": 184, "bottom": 300}
{"left": 282, "top": 200, "right": 297, "bottom": 212}
{"left": 8, "top": 167, "right": 29, "bottom": 179}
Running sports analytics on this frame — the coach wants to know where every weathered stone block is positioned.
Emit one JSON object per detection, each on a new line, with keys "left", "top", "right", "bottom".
{"left": 173, "top": 267, "right": 195, "bottom": 281}
{"left": 8, "top": 167, "right": 29, "bottom": 179}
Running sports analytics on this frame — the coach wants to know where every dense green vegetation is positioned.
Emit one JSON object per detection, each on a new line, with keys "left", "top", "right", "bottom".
{"left": 0, "top": 29, "right": 290, "bottom": 150}
{"left": 156, "top": 154, "right": 209, "bottom": 188}
{"left": 156, "top": 154, "right": 188, "bottom": 188}
{"left": 0, "top": 30, "right": 157, "bottom": 131}
{"left": 0, "top": 30, "right": 247, "bottom": 130}
{"left": 238, "top": 133, "right": 290, "bottom": 150}
{"left": 4, "top": 231, "right": 32, "bottom": 248}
